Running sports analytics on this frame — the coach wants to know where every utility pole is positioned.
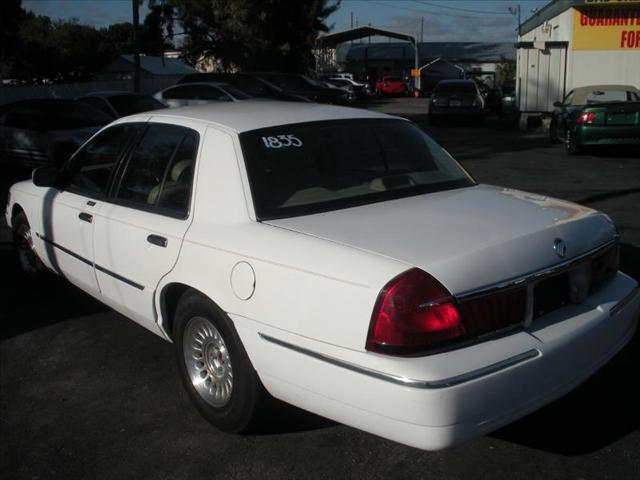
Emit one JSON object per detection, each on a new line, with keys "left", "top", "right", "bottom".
{"left": 509, "top": 5, "right": 521, "bottom": 37}
{"left": 132, "top": 0, "right": 140, "bottom": 93}
{"left": 420, "top": 16, "right": 424, "bottom": 43}
{"left": 351, "top": 11, "right": 354, "bottom": 29}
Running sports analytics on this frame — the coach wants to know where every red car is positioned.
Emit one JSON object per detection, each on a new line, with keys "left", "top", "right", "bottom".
{"left": 375, "top": 76, "right": 409, "bottom": 96}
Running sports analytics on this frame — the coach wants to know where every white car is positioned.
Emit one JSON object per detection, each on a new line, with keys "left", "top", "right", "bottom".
{"left": 6, "top": 102, "right": 639, "bottom": 451}
{"left": 154, "top": 82, "right": 252, "bottom": 108}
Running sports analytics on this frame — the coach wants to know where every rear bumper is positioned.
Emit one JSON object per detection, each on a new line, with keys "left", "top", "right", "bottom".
{"left": 578, "top": 126, "right": 640, "bottom": 146}
{"left": 234, "top": 272, "right": 639, "bottom": 450}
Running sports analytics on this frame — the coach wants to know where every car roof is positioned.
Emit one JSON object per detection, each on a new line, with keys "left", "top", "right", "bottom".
{"left": 79, "top": 91, "right": 151, "bottom": 98}
{"left": 164, "top": 81, "right": 228, "bottom": 89}
{"left": 128, "top": 100, "right": 397, "bottom": 133}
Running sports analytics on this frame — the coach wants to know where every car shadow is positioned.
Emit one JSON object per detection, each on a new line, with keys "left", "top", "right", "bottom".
{"left": 491, "top": 331, "right": 639, "bottom": 455}
{"left": 492, "top": 242, "right": 640, "bottom": 455}
{"left": 0, "top": 245, "right": 106, "bottom": 340}
{"left": 251, "top": 397, "right": 337, "bottom": 435}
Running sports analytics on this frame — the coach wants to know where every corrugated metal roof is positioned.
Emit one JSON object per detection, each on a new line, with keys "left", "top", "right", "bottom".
{"left": 339, "top": 42, "right": 515, "bottom": 63}
{"left": 121, "top": 55, "right": 199, "bottom": 75}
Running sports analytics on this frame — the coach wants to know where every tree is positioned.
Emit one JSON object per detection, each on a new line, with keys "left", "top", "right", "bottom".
{"left": 495, "top": 57, "right": 516, "bottom": 84}
{"left": 5, "top": 2, "right": 175, "bottom": 84}
{"left": 163, "top": 0, "right": 340, "bottom": 72}
{"left": 141, "top": 4, "right": 175, "bottom": 55}
{"left": 0, "top": 0, "right": 25, "bottom": 69}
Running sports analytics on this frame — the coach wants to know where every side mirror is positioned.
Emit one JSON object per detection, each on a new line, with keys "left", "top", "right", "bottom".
{"left": 553, "top": 101, "right": 562, "bottom": 108}
{"left": 32, "top": 165, "right": 59, "bottom": 188}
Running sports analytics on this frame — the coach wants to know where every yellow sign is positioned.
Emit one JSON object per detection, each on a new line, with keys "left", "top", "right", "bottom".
{"left": 573, "top": 6, "right": 640, "bottom": 50}
{"left": 410, "top": 68, "right": 420, "bottom": 77}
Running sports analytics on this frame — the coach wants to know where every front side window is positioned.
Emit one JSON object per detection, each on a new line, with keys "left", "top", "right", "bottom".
{"left": 65, "top": 125, "right": 138, "bottom": 197}
{"left": 115, "top": 124, "right": 198, "bottom": 217}
{"left": 563, "top": 91, "right": 575, "bottom": 106}
{"left": 240, "top": 119, "right": 475, "bottom": 220}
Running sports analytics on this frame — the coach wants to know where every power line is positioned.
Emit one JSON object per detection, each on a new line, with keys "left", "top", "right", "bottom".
{"left": 346, "top": 0, "right": 514, "bottom": 20}
{"left": 410, "top": 0, "right": 512, "bottom": 16}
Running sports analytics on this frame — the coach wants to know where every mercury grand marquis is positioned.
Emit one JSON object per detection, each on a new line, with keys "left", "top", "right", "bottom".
{"left": 6, "top": 101, "right": 639, "bottom": 450}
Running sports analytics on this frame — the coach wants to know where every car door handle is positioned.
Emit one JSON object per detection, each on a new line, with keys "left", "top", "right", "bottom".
{"left": 78, "top": 212, "right": 93, "bottom": 223}
{"left": 147, "top": 234, "right": 167, "bottom": 248}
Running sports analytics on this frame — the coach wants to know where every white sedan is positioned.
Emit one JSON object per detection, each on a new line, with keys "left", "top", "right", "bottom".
{"left": 5, "top": 101, "right": 639, "bottom": 450}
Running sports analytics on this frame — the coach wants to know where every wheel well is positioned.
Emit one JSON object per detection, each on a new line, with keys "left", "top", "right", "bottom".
{"left": 11, "top": 204, "right": 25, "bottom": 226}
{"left": 160, "top": 284, "right": 227, "bottom": 340}
{"left": 160, "top": 283, "right": 192, "bottom": 339}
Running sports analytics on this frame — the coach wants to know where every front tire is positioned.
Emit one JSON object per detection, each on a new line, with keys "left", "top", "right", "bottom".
{"left": 174, "top": 291, "right": 266, "bottom": 433}
{"left": 13, "top": 212, "right": 45, "bottom": 278}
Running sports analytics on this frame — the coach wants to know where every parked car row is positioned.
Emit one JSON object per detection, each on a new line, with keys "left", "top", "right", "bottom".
{"left": 0, "top": 71, "right": 362, "bottom": 169}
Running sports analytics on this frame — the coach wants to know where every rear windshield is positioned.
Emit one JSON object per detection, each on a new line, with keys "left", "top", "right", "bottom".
{"left": 383, "top": 77, "right": 402, "bottom": 82}
{"left": 240, "top": 119, "right": 475, "bottom": 219}
{"left": 586, "top": 89, "right": 640, "bottom": 103}
{"left": 434, "top": 82, "right": 476, "bottom": 94}
{"left": 108, "top": 95, "right": 166, "bottom": 116}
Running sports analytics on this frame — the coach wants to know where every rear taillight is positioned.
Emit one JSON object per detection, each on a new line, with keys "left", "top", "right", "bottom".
{"left": 575, "top": 112, "right": 596, "bottom": 125}
{"left": 366, "top": 269, "right": 467, "bottom": 355}
{"left": 366, "top": 269, "right": 528, "bottom": 356}
{"left": 457, "top": 287, "right": 526, "bottom": 335}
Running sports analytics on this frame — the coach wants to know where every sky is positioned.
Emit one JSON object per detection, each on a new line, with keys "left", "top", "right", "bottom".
{"left": 23, "top": 0, "right": 552, "bottom": 42}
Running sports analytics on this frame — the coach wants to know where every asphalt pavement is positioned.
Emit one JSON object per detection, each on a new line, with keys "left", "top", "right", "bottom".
{"left": 1, "top": 99, "right": 639, "bottom": 480}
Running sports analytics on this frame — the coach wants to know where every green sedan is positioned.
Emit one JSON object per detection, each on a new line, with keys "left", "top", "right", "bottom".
{"left": 549, "top": 84, "right": 640, "bottom": 155}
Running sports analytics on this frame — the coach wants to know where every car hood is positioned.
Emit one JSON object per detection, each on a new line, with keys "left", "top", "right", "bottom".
{"left": 265, "top": 184, "right": 616, "bottom": 295}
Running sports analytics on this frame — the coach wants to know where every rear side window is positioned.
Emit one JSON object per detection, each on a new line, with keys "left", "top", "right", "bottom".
{"left": 115, "top": 124, "right": 198, "bottom": 217}
{"left": 66, "top": 125, "right": 138, "bottom": 197}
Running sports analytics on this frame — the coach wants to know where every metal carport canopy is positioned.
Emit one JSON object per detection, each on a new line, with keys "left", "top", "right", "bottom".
{"left": 317, "top": 26, "right": 417, "bottom": 48}
{"left": 317, "top": 26, "right": 420, "bottom": 90}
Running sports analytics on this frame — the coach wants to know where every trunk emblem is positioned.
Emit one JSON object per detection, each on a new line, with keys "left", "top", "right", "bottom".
{"left": 554, "top": 238, "right": 567, "bottom": 258}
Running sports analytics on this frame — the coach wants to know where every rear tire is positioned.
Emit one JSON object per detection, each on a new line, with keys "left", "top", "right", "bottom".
{"left": 174, "top": 291, "right": 266, "bottom": 433}
{"left": 565, "top": 129, "right": 583, "bottom": 155}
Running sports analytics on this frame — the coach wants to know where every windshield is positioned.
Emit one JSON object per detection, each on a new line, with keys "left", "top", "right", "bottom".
{"left": 240, "top": 119, "right": 475, "bottom": 219}
{"left": 108, "top": 95, "right": 165, "bottom": 116}
{"left": 434, "top": 82, "right": 476, "bottom": 94}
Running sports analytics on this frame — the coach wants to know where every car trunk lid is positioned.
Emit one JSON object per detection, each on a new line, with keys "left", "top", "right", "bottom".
{"left": 265, "top": 185, "right": 615, "bottom": 295}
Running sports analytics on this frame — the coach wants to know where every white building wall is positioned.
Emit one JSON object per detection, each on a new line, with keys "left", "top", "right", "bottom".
{"left": 517, "top": 8, "right": 574, "bottom": 112}
{"left": 571, "top": 51, "right": 640, "bottom": 88}
{"left": 518, "top": 6, "right": 640, "bottom": 113}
